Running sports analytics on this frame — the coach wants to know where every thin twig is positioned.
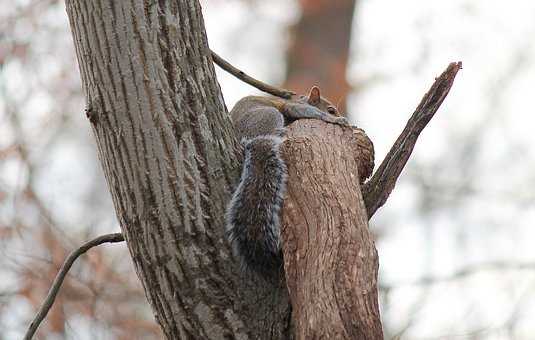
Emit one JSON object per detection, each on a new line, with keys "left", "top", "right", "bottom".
{"left": 363, "top": 62, "right": 462, "bottom": 219}
{"left": 24, "top": 232, "right": 125, "bottom": 340}
{"left": 380, "top": 261, "right": 535, "bottom": 290}
{"left": 211, "top": 50, "right": 295, "bottom": 99}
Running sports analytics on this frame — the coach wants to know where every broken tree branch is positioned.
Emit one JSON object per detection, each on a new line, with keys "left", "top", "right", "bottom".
{"left": 24, "top": 232, "right": 125, "bottom": 340}
{"left": 211, "top": 50, "right": 295, "bottom": 99}
{"left": 363, "top": 61, "right": 462, "bottom": 219}
{"left": 281, "top": 120, "right": 381, "bottom": 339}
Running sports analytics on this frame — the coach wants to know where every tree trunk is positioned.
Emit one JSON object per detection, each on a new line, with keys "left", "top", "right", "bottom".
{"left": 65, "top": 0, "right": 382, "bottom": 338}
{"left": 65, "top": 0, "right": 291, "bottom": 338}
{"left": 281, "top": 120, "right": 382, "bottom": 340}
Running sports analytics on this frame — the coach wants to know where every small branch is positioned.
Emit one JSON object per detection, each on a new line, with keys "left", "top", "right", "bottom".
{"left": 24, "top": 232, "right": 125, "bottom": 340}
{"left": 363, "top": 62, "right": 462, "bottom": 219}
{"left": 211, "top": 50, "right": 295, "bottom": 99}
{"left": 380, "top": 261, "right": 535, "bottom": 290}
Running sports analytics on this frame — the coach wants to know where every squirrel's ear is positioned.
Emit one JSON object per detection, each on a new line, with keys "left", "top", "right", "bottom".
{"left": 307, "top": 86, "right": 321, "bottom": 105}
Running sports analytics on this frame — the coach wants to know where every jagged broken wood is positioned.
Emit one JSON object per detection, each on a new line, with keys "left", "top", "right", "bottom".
{"left": 23, "top": 233, "right": 124, "bottom": 340}
{"left": 363, "top": 61, "right": 462, "bottom": 219}
{"left": 279, "top": 62, "right": 461, "bottom": 339}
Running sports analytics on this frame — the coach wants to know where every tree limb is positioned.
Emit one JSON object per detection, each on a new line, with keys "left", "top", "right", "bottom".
{"left": 281, "top": 120, "right": 381, "bottom": 339}
{"left": 363, "top": 62, "right": 462, "bottom": 218}
{"left": 23, "top": 233, "right": 124, "bottom": 340}
{"left": 211, "top": 50, "right": 295, "bottom": 99}
{"left": 66, "top": 1, "right": 291, "bottom": 338}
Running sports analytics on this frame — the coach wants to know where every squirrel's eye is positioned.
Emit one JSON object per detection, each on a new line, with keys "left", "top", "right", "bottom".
{"left": 327, "top": 106, "right": 337, "bottom": 114}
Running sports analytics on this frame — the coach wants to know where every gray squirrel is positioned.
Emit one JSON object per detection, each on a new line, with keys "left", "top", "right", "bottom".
{"left": 226, "top": 86, "right": 348, "bottom": 277}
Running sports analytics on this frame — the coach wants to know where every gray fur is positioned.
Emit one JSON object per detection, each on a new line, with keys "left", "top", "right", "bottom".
{"left": 226, "top": 135, "right": 287, "bottom": 276}
{"left": 230, "top": 98, "right": 285, "bottom": 140}
{"left": 226, "top": 95, "right": 347, "bottom": 277}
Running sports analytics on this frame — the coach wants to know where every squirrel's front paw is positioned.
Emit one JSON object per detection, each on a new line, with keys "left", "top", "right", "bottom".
{"left": 333, "top": 116, "right": 350, "bottom": 127}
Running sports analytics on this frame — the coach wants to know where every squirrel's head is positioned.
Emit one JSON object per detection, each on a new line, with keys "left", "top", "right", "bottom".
{"left": 297, "top": 86, "right": 341, "bottom": 117}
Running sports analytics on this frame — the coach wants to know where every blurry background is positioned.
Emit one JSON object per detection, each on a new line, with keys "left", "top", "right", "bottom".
{"left": 1, "top": 0, "right": 534, "bottom": 339}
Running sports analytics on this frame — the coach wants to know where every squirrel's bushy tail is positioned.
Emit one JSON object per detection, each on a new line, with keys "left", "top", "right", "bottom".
{"left": 226, "top": 135, "right": 287, "bottom": 277}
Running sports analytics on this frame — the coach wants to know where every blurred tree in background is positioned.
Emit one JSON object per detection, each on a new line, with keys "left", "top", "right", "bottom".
{"left": 1, "top": 0, "right": 535, "bottom": 339}
{"left": 284, "top": 0, "right": 356, "bottom": 112}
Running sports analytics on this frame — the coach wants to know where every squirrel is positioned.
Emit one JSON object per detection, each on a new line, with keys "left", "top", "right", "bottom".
{"left": 225, "top": 86, "right": 348, "bottom": 277}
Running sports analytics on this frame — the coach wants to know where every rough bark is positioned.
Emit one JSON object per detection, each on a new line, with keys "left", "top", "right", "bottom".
{"left": 281, "top": 120, "right": 382, "bottom": 340}
{"left": 65, "top": 1, "right": 291, "bottom": 339}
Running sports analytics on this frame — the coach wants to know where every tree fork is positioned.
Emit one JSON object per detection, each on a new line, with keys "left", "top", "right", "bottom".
{"left": 65, "top": 0, "right": 291, "bottom": 339}
{"left": 64, "top": 0, "right": 460, "bottom": 338}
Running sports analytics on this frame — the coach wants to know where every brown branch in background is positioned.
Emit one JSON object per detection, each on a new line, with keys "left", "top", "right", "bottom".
{"left": 363, "top": 62, "right": 462, "bottom": 219}
{"left": 211, "top": 50, "right": 295, "bottom": 99}
{"left": 283, "top": 0, "right": 356, "bottom": 113}
{"left": 24, "top": 233, "right": 125, "bottom": 340}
